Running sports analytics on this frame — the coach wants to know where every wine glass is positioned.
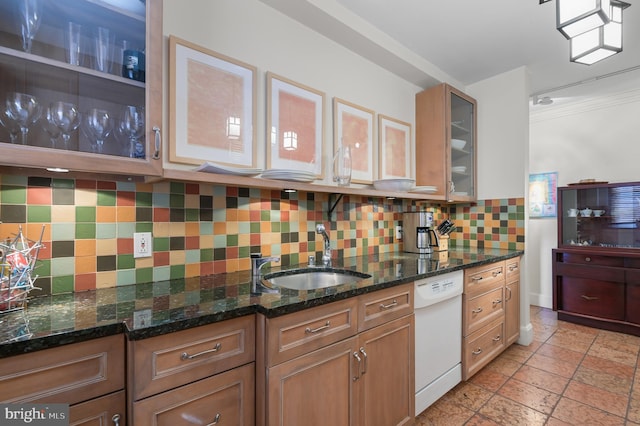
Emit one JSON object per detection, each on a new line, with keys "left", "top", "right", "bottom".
{"left": 38, "top": 107, "right": 61, "bottom": 147}
{"left": 5, "top": 92, "right": 41, "bottom": 145}
{"left": 49, "top": 102, "right": 80, "bottom": 150}
{"left": 0, "top": 108, "right": 20, "bottom": 144}
{"left": 118, "top": 105, "right": 145, "bottom": 158}
{"left": 16, "top": 0, "right": 42, "bottom": 53}
{"left": 82, "top": 108, "right": 112, "bottom": 153}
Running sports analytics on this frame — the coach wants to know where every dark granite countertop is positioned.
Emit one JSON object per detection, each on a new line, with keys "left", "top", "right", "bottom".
{"left": 0, "top": 248, "right": 523, "bottom": 358}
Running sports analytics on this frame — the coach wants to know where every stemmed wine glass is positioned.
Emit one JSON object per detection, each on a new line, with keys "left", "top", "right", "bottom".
{"left": 16, "top": 0, "right": 42, "bottom": 53}
{"left": 118, "top": 105, "right": 145, "bottom": 158}
{"left": 49, "top": 102, "right": 80, "bottom": 150}
{"left": 38, "top": 107, "right": 61, "bottom": 147}
{"left": 82, "top": 108, "right": 113, "bottom": 153}
{"left": 0, "top": 108, "right": 20, "bottom": 144}
{"left": 5, "top": 92, "right": 41, "bottom": 145}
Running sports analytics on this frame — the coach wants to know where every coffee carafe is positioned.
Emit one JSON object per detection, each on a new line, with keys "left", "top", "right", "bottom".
{"left": 402, "top": 211, "right": 440, "bottom": 255}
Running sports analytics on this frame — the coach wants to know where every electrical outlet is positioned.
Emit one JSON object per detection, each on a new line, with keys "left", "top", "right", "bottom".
{"left": 133, "top": 309, "right": 152, "bottom": 328}
{"left": 395, "top": 225, "right": 403, "bottom": 240}
{"left": 133, "top": 232, "right": 152, "bottom": 258}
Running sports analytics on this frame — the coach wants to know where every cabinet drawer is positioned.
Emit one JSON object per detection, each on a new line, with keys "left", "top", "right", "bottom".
{"left": 0, "top": 334, "right": 124, "bottom": 405}
{"left": 464, "top": 261, "right": 505, "bottom": 296}
{"left": 358, "top": 283, "right": 413, "bottom": 332}
{"left": 264, "top": 297, "right": 358, "bottom": 366}
{"left": 129, "top": 315, "right": 255, "bottom": 400}
{"left": 505, "top": 257, "right": 520, "bottom": 283}
{"left": 463, "top": 286, "right": 505, "bottom": 335}
{"left": 463, "top": 318, "right": 505, "bottom": 380}
{"left": 70, "top": 390, "right": 125, "bottom": 426}
{"left": 133, "top": 362, "right": 255, "bottom": 426}
{"left": 559, "top": 278, "right": 624, "bottom": 320}
{"left": 561, "top": 253, "right": 624, "bottom": 267}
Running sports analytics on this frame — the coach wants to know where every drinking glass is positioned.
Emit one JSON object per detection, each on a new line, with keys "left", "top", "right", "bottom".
{"left": 118, "top": 105, "right": 145, "bottom": 158}
{"left": 40, "top": 107, "right": 61, "bottom": 147}
{"left": 93, "top": 26, "right": 114, "bottom": 73}
{"left": 333, "top": 145, "right": 352, "bottom": 187}
{"left": 5, "top": 92, "right": 41, "bottom": 145}
{"left": 82, "top": 108, "right": 112, "bottom": 153}
{"left": 0, "top": 109, "right": 20, "bottom": 144}
{"left": 17, "top": 0, "right": 42, "bottom": 53}
{"left": 65, "top": 22, "right": 82, "bottom": 66}
{"left": 49, "top": 102, "right": 80, "bottom": 150}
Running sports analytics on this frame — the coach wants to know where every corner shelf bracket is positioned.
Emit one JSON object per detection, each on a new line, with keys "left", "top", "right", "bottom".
{"left": 327, "top": 193, "right": 344, "bottom": 220}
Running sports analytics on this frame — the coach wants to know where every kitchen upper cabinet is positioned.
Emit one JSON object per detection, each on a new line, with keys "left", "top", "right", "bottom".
{"left": 415, "top": 83, "right": 477, "bottom": 202}
{"left": 0, "top": 0, "right": 162, "bottom": 178}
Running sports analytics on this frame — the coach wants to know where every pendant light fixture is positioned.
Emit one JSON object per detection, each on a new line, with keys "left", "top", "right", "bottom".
{"left": 570, "top": 0, "right": 630, "bottom": 65}
{"left": 556, "top": 0, "right": 611, "bottom": 39}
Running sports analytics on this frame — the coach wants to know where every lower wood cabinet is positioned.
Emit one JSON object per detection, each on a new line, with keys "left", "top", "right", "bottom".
{"left": 258, "top": 283, "right": 414, "bottom": 426}
{"left": 70, "top": 391, "right": 126, "bottom": 426}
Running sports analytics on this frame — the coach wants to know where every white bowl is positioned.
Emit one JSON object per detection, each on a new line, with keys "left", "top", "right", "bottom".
{"left": 451, "top": 139, "right": 466, "bottom": 150}
{"left": 373, "top": 179, "right": 415, "bottom": 192}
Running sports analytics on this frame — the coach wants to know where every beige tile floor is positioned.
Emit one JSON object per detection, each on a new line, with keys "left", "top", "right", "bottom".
{"left": 416, "top": 306, "right": 640, "bottom": 425}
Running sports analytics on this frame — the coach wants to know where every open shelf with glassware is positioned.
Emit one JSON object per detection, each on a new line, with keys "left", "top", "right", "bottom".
{"left": 0, "top": 0, "right": 162, "bottom": 177}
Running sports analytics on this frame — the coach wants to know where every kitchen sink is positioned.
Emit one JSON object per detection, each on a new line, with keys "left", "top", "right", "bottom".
{"left": 262, "top": 269, "right": 371, "bottom": 291}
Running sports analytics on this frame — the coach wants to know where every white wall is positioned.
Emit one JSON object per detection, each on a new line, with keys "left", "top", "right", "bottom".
{"left": 529, "top": 86, "right": 640, "bottom": 308}
{"left": 162, "top": 0, "right": 422, "bottom": 180}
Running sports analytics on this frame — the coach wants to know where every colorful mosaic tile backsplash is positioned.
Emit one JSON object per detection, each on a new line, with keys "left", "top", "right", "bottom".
{"left": 0, "top": 174, "right": 524, "bottom": 295}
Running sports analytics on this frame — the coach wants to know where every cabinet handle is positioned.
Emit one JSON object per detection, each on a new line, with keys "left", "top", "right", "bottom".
{"left": 206, "top": 413, "right": 221, "bottom": 425}
{"left": 492, "top": 270, "right": 503, "bottom": 277}
{"left": 359, "top": 347, "right": 368, "bottom": 375}
{"left": 493, "top": 299, "right": 503, "bottom": 306}
{"left": 112, "top": 414, "right": 120, "bottom": 426}
{"left": 471, "top": 276, "right": 483, "bottom": 282}
{"left": 305, "top": 320, "right": 331, "bottom": 334}
{"left": 508, "top": 264, "right": 518, "bottom": 272}
{"left": 152, "top": 126, "right": 161, "bottom": 160}
{"left": 506, "top": 287, "right": 512, "bottom": 301}
{"left": 181, "top": 342, "right": 222, "bottom": 360}
{"left": 353, "top": 352, "right": 362, "bottom": 381}
{"left": 492, "top": 335, "right": 502, "bottom": 342}
{"left": 585, "top": 257, "right": 591, "bottom": 262}
{"left": 472, "top": 307, "right": 483, "bottom": 314}
{"left": 380, "top": 299, "right": 398, "bottom": 309}
{"left": 581, "top": 295, "right": 599, "bottom": 301}
{"left": 472, "top": 348, "right": 482, "bottom": 355}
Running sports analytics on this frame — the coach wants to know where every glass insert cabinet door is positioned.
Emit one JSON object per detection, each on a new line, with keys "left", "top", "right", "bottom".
{"left": 449, "top": 91, "right": 475, "bottom": 200}
{"left": 558, "top": 182, "right": 640, "bottom": 250}
{"left": 0, "top": 0, "right": 161, "bottom": 175}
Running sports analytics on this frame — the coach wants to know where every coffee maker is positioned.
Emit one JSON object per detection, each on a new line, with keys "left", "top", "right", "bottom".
{"left": 402, "top": 212, "right": 440, "bottom": 255}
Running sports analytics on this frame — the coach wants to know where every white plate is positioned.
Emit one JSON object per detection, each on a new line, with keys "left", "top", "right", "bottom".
{"left": 451, "top": 166, "right": 467, "bottom": 173}
{"left": 411, "top": 186, "right": 437, "bottom": 193}
{"left": 261, "top": 169, "right": 317, "bottom": 182}
{"left": 372, "top": 178, "right": 415, "bottom": 192}
{"left": 452, "top": 191, "right": 468, "bottom": 196}
{"left": 195, "top": 162, "right": 263, "bottom": 176}
{"left": 451, "top": 139, "right": 466, "bottom": 150}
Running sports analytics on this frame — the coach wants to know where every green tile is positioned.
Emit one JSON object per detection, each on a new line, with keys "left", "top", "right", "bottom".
{"left": 97, "top": 190, "right": 117, "bottom": 206}
{"left": 76, "top": 223, "right": 96, "bottom": 239}
{"left": 27, "top": 205, "right": 51, "bottom": 222}
{"left": 135, "top": 222, "right": 153, "bottom": 233}
{"left": 170, "top": 181, "right": 185, "bottom": 194}
{"left": 52, "top": 179, "right": 74, "bottom": 189}
{"left": 261, "top": 211, "right": 270, "bottom": 221}
{"left": 239, "top": 246, "right": 251, "bottom": 258}
{"left": 116, "top": 270, "right": 136, "bottom": 286}
{"left": 136, "top": 192, "right": 153, "bottom": 207}
{"left": 226, "top": 234, "right": 238, "bottom": 247}
{"left": 76, "top": 206, "right": 96, "bottom": 222}
{"left": 135, "top": 268, "right": 153, "bottom": 284}
{"left": 154, "top": 237, "right": 169, "bottom": 251}
{"left": 36, "top": 259, "right": 51, "bottom": 277}
{"left": 1, "top": 185, "right": 26, "bottom": 204}
{"left": 200, "top": 248, "right": 213, "bottom": 262}
{"left": 52, "top": 275, "right": 74, "bottom": 294}
{"left": 153, "top": 266, "right": 170, "bottom": 282}
{"left": 118, "top": 254, "right": 135, "bottom": 270}
{"left": 272, "top": 222, "right": 281, "bottom": 232}
{"left": 170, "top": 193, "right": 184, "bottom": 208}
{"left": 170, "top": 265, "right": 185, "bottom": 280}
{"left": 250, "top": 222, "right": 261, "bottom": 233}
{"left": 185, "top": 209, "right": 199, "bottom": 221}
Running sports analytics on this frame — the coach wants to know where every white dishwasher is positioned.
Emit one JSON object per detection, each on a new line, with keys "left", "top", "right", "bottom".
{"left": 414, "top": 270, "right": 464, "bottom": 415}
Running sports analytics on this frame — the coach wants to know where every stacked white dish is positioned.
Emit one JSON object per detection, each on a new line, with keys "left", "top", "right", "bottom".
{"left": 373, "top": 179, "right": 415, "bottom": 192}
{"left": 451, "top": 166, "right": 467, "bottom": 173}
{"left": 411, "top": 186, "right": 437, "bottom": 194}
{"left": 451, "top": 139, "right": 466, "bottom": 150}
{"left": 261, "top": 169, "right": 317, "bottom": 182}
{"left": 195, "top": 162, "right": 263, "bottom": 176}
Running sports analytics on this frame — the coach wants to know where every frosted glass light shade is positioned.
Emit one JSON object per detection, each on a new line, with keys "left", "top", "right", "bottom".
{"left": 570, "top": 1, "right": 627, "bottom": 65}
{"left": 557, "top": 0, "right": 611, "bottom": 39}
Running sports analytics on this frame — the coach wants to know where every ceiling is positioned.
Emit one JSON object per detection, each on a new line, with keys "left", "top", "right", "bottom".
{"left": 260, "top": 0, "right": 640, "bottom": 103}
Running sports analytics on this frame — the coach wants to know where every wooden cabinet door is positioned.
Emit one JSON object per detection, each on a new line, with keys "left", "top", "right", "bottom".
{"left": 266, "top": 337, "right": 357, "bottom": 426}
{"left": 133, "top": 363, "right": 255, "bottom": 426}
{"left": 357, "top": 315, "right": 414, "bottom": 426}
{"left": 505, "top": 280, "right": 520, "bottom": 346}
{"left": 70, "top": 391, "right": 126, "bottom": 426}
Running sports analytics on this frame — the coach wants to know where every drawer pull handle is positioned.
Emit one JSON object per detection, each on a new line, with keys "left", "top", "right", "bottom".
{"left": 112, "top": 414, "right": 121, "bottom": 426}
{"left": 493, "top": 299, "right": 503, "bottom": 306}
{"left": 359, "top": 347, "right": 368, "bottom": 375}
{"left": 506, "top": 287, "right": 512, "bottom": 301}
{"left": 306, "top": 320, "right": 331, "bottom": 334}
{"left": 472, "top": 307, "right": 483, "bottom": 314}
{"left": 353, "top": 352, "right": 362, "bottom": 381}
{"left": 585, "top": 257, "right": 591, "bottom": 262}
{"left": 581, "top": 295, "right": 599, "bottom": 301}
{"left": 206, "top": 413, "right": 221, "bottom": 425}
{"left": 492, "top": 270, "right": 503, "bottom": 277}
{"left": 471, "top": 276, "right": 483, "bottom": 282}
{"left": 492, "top": 335, "right": 502, "bottom": 342}
{"left": 380, "top": 299, "right": 398, "bottom": 310}
{"left": 181, "top": 342, "right": 222, "bottom": 360}
{"left": 152, "top": 126, "right": 161, "bottom": 160}
{"left": 472, "top": 348, "right": 483, "bottom": 355}
{"left": 508, "top": 265, "right": 518, "bottom": 272}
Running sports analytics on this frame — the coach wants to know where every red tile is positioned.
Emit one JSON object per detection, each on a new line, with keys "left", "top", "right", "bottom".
{"left": 27, "top": 187, "right": 51, "bottom": 205}
{"left": 153, "top": 251, "right": 170, "bottom": 266}
{"left": 185, "top": 183, "right": 199, "bottom": 194}
{"left": 75, "top": 179, "right": 96, "bottom": 189}
{"left": 97, "top": 181, "right": 116, "bottom": 190}
{"left": 75, "top": 273, "right": 96, "bottom": 292}
{"left": 117, "top": 191, "right": 135, "bottom": 206}
{"left": 154, "top": 207, "right": 170, "bottom": 222}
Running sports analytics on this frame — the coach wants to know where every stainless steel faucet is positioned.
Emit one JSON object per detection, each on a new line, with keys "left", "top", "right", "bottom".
{"left": 251, "top": 253, "right": 280, "bottom": 282}
{"left": 316, "top": 223, "right": 332, "bottom": 266}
